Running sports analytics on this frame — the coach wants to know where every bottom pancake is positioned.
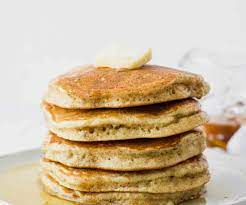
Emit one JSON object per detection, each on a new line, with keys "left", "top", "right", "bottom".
{"left": 41, "top": 155, "right": 210, "bottom": 193}
{"left": 40, "top": 173, "right": 206, "bottom": 205}
{"left": 40, "top": 191, "right": 77, "bottom": 205}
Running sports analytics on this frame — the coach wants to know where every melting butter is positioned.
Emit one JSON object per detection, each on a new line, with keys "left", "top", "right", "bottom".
{"left": 95, "top": 45, "right": 152, "bottom": 69}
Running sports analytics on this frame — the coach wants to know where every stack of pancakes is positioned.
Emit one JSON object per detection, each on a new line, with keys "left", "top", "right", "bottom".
{"left": 40, "top": 65, "right": 210, "bottom": 205}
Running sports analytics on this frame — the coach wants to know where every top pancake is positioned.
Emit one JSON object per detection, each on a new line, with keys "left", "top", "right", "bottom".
{"left": 44, "top": 64, "right": 210, "bottom": 109}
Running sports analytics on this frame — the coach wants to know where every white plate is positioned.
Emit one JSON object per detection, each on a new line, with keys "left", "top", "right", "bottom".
{"left": 0, "top": 148, "right": 245, "bottom": 205}
{"left": 203, "top": 149, "right": 246, "bottom": 205}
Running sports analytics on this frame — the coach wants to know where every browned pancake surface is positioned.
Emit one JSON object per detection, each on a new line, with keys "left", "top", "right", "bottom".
{"left": 44, "top": 64, "right": 209, "bottom": 108}
{"left": 43, "top": 98, "right": 201, "bottom": 123}
{"left": 42, "top": 98, "right": 207, "bottom": 141}
{"left": 43, "top": 130, "right": 206, "bottom": 171}
{"left": 41, "top": 155, "right": 210, "bottom": 193}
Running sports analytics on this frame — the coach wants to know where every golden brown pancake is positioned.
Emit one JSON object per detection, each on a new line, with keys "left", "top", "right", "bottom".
{"left": 44, "top": 64, "right": 210, "bottom": 109}
{"left": 40, "top": 173, "right": 206, "bottom": 205}
{"left": 42, "top": 99, "right": 207, "bottom": 141}
{"left": 42, "top": 130, "right": 206, "bottom": 171}
{"left": 41, "top": 155, "right": 209, "bottom": 193}
{"left": 40, "top": 191, "right": 77, "bottom": 205}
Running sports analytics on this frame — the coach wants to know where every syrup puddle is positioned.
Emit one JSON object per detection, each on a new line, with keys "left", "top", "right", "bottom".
{"left": 0, "top": 163, "right": 74, "bottom": 205}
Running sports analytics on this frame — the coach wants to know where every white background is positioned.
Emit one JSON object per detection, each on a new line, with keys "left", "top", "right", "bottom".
{"left": 0, "top": 0, "right": 246, "bottom": 155}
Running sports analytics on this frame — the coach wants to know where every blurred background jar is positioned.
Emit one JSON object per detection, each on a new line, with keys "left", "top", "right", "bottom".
{"left": 179, "top": 48, "right": 246, "bottom": 152}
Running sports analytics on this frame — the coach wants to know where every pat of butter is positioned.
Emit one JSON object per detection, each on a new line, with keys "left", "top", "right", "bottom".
{"left": 95, "top": 45, "right": 152, "bottom": 69}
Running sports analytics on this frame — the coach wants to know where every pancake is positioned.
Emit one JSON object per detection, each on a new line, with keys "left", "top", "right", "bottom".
{"left": 41, "top": 191, "right": 77, "bottom": 205}
{"left": 41, "top": 191, "right": 207, "bottom": 205}
{"left": 40, "top": 173, "right": 205, "bottom": 205}
{"left": 44, "top": 64, "right": 210, "bottom": 109}
{"left": 42, "top": 99, "right": 207, "bottom": 141}
{"left": 41, "top": 155, "right": 209, "bottom": 193}
{"left": 42, "top": 130, "right": 206, "bottom": 171}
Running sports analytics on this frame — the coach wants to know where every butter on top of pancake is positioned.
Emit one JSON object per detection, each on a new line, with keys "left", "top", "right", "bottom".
{"left": 95, "top": 44, "right": 152, "bottom": 69}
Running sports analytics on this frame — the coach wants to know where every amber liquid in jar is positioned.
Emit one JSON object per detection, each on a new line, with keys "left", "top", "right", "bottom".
{"left": 203, "top": 116, "right": 240, "bottom": 150}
